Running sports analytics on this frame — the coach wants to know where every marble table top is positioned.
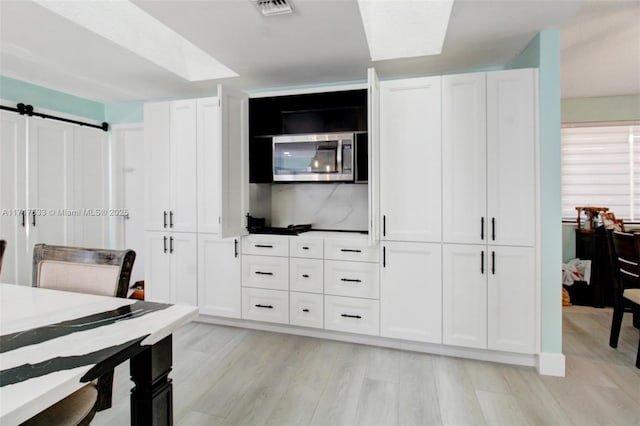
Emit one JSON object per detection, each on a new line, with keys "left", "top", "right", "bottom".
{"left": 0, "top": 283, "right": 198, "bottom": 425}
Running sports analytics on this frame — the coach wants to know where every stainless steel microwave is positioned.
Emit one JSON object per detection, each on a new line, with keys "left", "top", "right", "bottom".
{"left": 273, "top": 132, "right": 366, "bottom": 182}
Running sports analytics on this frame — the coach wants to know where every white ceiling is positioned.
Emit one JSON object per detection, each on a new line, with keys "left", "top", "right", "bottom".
{"left": 1, "top": 0, "right": 636, "bottom": 104}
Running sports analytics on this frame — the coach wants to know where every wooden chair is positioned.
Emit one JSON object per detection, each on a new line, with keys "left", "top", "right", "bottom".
{"left": 608, "top": 231, "right": 640, "bottom": 368}
{"left": 0, "top": 239, "right": 6, "bottom": 276}
{"left": 22, "top": 244, "right": 136, "bottom": 425}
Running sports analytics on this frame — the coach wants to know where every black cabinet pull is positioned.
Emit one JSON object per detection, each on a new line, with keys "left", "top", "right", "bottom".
{"left": 21, "top": 211, "right": 26, "bottom": 227}
{"left": 302, "top": 308, "right": 310, "bottom": 312}
{"left": 383, "top": 215, "right": 386, "bottom": 237}
{"left": 163, "top": 211, "right": 167, "bottom": 228}
{"left": 255, "top": 244, "right": 273, "bottom": 248}
{"left": 255, "top": 304, "right": 273, "bottom": 309}
{"left": 31, "top": 211, "right": 36, "bottom": 227}
{"left": 481, "top": 250, "right": 485, "bottom": 274}
{"left": 302, "top": 246, "right": 310, "bottom": 250}
{"left": 163, "top": 236, "right": 168, "bottom": 253}
{"left": 491, "top": 217, "right": 496, "bottom": 241}
{"left": 492, "top": 251, "right": 496, "bottom": 275}
{"left": 169, "top": 211, "right": 174, "bottom": 228}
{"left": 170, "top": 236, "right": 174, "bottom": 253}
{"left": 255, "top": 271, "right": 273, "bottom": 275}
{"left": 340, "top": 278, "right": 362, "bottom": 283}
{"left": 481, "top": 217, "right": 485, "bottom": 240}
{"left": 341, "top": 313, "right": 362, "bottom": 319}
{"left": 234, "top": 239, "right": 238, "bottom": 258}
{"left": 302, "top": 274, "right": 310, "bottom": 278}
{"left": 383, "top": 246, "right": 386, "bottom": 268}
{"left": 341, "top": 249, "right": 362, "bottom": 253}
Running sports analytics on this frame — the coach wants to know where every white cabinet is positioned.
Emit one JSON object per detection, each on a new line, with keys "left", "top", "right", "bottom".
{"left": 290, "top": 292, "right": 323, "bottom": 329}
{"left": 198, "top": 235, "right": 241, "bottom": 318}
{"left": 443, "top": 244, "right": 535, "bottom": 354}
{"left": 380, "top": 241, "right": 442, "bottom": 343}
{"left": 241, "top": 255, "right": 289, "bottom": 291}
{"left": 442, "top": 69, "right": 536, "bottom": 246}
{"left": 367, "top": 68, "right": 380, "bottom": 246}
{"left": 442, "top": 72, "right": 487, "bottom": 244}
{"left": 242, "top": 287, "right": 289, "bottom": 324}
{"left": 144, "top": 231, "right": 197, "bottom": 305}
{"left": 442, "top": 244, "right": 487, "bottom": 349}
{"left": 380, "top": 76, "right": 442, "bottom": 243}
{"left": 325, "top": 295, "right": 380, "bottom": 336}
{"left": 144, "top": 101, "right": 197, "bottom": 233}
{"left": 324, "top": 260, "right": 379, "bottom": 299}
{"left": 486, "top": 69, "right": 536, "bottom": 247}
{"left": 289, "top": 258, "right": 323, "bottom": 293}
{"left": 197, "top": 88, "right": 249, "bottom": 238}
{"left": 487, "top": 246, "right": 535, "bottom": 353}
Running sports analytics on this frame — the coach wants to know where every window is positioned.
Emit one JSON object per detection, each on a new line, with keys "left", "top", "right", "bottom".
{"left": 561, "top": 123, "right": 640, "bottom": 221}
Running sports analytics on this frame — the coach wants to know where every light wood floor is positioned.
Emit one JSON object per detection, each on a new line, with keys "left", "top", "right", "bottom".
{"left": 93, "top": 307, "right": 640, "bottom": 426}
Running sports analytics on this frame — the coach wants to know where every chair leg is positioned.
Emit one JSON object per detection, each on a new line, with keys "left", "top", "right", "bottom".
{"left": 95, "top": 370, "right": 114, "bottom": 411}
{"left": 610, "top": 302, "right": 625, "bottom": 348}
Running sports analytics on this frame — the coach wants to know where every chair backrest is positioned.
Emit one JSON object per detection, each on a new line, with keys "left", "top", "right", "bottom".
{"left": 32, "top": 244, "right": 136, "bottom": 298}
{"left": 611, "top": 231, "right": 640, "bottom": 290}
{"left": 0, "top": 240, "right": 6, "bottom": 275}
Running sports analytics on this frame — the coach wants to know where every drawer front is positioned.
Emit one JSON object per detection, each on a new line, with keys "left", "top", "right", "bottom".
{"left": 290, "top": 258, "right": 324, "bottom": 294}
{"left": 242, "top": 288, "right": 289, "bottom": 324}
{"left": 324, "top": 261, "right": 379, "bottom": 299}
{"left": 324, "top": 238, "right": 379, "bottom": 262}
{"left": 290, "top": 238, "right": 323, "bottom": 259}
{"left": 242, "top": 255, "right": 289, "bottom": 290}
{"left": 290, "top": 292, "right": 324, "bottom": 329}
{"left": 242, "top": 235, "right": 289, "bottom": 257}
{"left": 324, "top": 296, "right": 380, "bottom": 336}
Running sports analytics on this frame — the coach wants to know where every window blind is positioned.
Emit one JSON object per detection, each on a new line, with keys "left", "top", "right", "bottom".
{"left": 561, "top": 124, "right": 640, "bottom": 221}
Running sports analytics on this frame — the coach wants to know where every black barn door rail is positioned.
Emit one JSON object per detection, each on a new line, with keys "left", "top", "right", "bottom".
{"left": 0, "top": 103, "right": 109, "bottom": 132}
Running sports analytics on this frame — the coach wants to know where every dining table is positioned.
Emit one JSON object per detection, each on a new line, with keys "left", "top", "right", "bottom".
{"left": 0, "top": 283, "right": 198, "bottom": 425}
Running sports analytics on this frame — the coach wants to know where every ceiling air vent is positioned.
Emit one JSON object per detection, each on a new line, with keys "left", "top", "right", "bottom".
{"left": 254, "top": 0, "right": 293, "bottom": 16}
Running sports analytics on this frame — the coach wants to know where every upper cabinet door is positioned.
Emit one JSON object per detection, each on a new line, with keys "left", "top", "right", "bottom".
{"left": 442, "top": 73, "right": 487, "bottom": 244}
{"left": 367, "top": 68, "right": 380, "bottom": 246}
{"left": 487, "top": 69, "right": 536, "bottom": 247}
{"left": 169, "top": 100, "right": 198, "bottom": 233}
{"left": 197, "top": 97, "right": 221, "bottom": 234}
{"left": 144, "top": 102, "right": 171, "bottom": 231}
{"left": 219, "top": 85, "right": 249, "bottom": 239}
{"left": 380, "top": 76, "right": 442, "bottom": 242}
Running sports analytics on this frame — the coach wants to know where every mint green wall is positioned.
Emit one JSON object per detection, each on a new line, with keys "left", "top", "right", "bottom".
{"left": 562, "top": 95, "right": 640, "bottom": 123}
{"left": 511, "top": 31, "right": 563, "bottom": 355}
{"left": 0, "top": 76, "right": 104, "bottom": 121}
{"left": 105, "top": 102, "right": 144, "bottom": 124}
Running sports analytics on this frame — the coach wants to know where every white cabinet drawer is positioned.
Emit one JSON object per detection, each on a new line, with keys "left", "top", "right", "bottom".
{"left": 289, "top": 258, "right": 323, "bottom": 294}
{"left": 324, "top": 296, "right": 380, "bottom": 336}
{"left": 324, "top": 260, "right": 379, "bottom": 299}
{"left": 290, "top": 237, "right": 323, "bottom": 259}
{"left": 290, "top": 292, "right": 323, "bottom": 329}
{"left": 242, "top": 255, "right": 289, "bottom": 290}
{"left": 242, "top": 235, "right": 289, "bottom": 257}
{"left": 324, "top": 238, "right": 379, "bottom": 262}
{"left": 242, "top": 288, "right": 289, "bottom": 324}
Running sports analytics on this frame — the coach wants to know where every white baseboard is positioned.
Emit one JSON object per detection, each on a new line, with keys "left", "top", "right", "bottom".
{"left": 197, "top": 314, "right": 537, "bottom": 369}
{"left": 537, "top": 352, "right": 566, "bottom": 376}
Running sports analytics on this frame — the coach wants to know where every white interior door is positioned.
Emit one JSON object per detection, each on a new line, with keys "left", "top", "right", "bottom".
{"left": 0, "top": 111, "right": 27, "bottom": 285}
{"left": 114, "top": 124, "right": 146, "bottom": 284}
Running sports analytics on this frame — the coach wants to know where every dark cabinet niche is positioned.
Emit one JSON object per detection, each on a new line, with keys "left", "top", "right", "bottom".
{"left": 249, "top": 89, "right": 367, "bottom": 183}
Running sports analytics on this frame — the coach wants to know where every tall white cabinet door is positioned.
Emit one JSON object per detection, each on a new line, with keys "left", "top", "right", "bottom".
{"left": 144, "top": 102, "right": 171, "bottom": 231}
{"left": 442, "top": 244, "right": 487, "bottom": 349}
{"left": 381, "top": 241, "right": 442, "bottom": 343}
{"left": 198, "top": 235, "right": 241, "bottom": 318}
{"left": 144, "top": 232, "right": 171, "bottom": 303}
{"left": 169, "top": 100, "right": 198, "bottom": 233}
{"left": 197, "top": 97, "right": 221, "bottom": 234}
{"left": 219, "top": 85, "right": 249, "bottom": 239}
{"left": 0, "top": 112, "right": 27, "bottom": 285}
{"left": 487, "top": 246, "right": 535, "bottom": 353}
{"left": 380, "top": 76, "right": 441, "bottom": 242}
{"left": 487, "top": 69, "right": 536, "bottom": 247}
{"left": 27, "top": 118, "right": 74, "bottom": 249}
{"left": 169, "top": 232, "right": 198, "bottom": 305}
{"left": 73, "top": 127, "right": 109, "bottom": 248}
{"left": 367, "top": 68, "right": 380, "bottom": 246}
{"left": 442, "top": 73, "right": 487, "bottom": 244}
